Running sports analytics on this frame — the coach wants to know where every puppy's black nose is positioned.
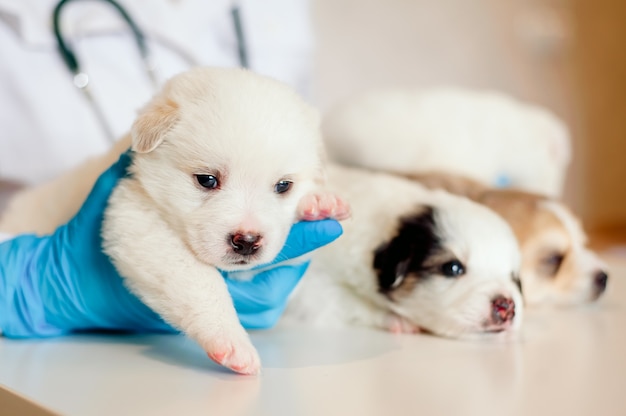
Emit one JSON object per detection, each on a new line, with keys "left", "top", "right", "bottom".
{"left": 491, "top": 295, "right": 515, "bottom": 325}
{"left": 593, "top": 270, "right": 609, "bottom": 297}
{"left": 230, "top": 233, "right": 262, "bottom": 255}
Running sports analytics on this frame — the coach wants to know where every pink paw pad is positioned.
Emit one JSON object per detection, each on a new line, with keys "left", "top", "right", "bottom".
{"left": 386, "top": 315, "right": 421, "bottom": 334}
{"left": 207, "top": 343, "right": 261, "bottom": 376}
{"left": 298, "top": 193, "right": 351, "bottom": 221}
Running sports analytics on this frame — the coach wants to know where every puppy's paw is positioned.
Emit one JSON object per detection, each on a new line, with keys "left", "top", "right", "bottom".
{"left": 384, "top": 314, "right": 421, "bottom": 335}
{"left": 297, "top": 192, "right": 351, "bottom": 221}
{"left": 204, "top": 331, "right": 261, "bottom": 375}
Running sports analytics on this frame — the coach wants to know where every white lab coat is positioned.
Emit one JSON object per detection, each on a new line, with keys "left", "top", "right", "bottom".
{"left": 0, "top": 0, "right": 314, "bottom": 185}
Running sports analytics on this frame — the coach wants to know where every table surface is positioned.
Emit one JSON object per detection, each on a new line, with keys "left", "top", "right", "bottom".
{"left": 1, "top": 250, "right": 626, "bottom": 416}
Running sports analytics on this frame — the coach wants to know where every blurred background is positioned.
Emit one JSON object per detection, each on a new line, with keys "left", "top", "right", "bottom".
{"left": 311, "top": 0, "right": 626, "bottom": 246}
{"left": 0, "top": 0, "right": 623, "bottom": 247}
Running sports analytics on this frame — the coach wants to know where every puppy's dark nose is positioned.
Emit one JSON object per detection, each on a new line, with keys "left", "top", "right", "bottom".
{"left": 491, "top": 296, "right": 515, "bottom": 325}
{"left": 230, "top": 233, "right": 262, "bottom": 255}
{"left": 593, "top": 270, "right": 609, "bottom": 298}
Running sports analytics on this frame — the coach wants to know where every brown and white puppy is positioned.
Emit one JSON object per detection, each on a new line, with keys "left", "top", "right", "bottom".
{"left": 410, "top": 172, "right": 609, "bottom": 306}
{"left": 280, "top": 164, "right": 524, "bottom": 339}
{"left": 0, "top": 67, "right": 350, "bottom": 375}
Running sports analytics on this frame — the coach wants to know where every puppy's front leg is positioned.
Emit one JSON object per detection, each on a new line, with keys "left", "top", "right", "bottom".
{"left": 104, "top": 196, "right": 260, "bottom": 375}
{"left": 123, "top": 260, "right": 261, "bottom": 375}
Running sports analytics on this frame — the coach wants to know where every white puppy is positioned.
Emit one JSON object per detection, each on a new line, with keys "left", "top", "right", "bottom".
{"left": 322, "top": 87, "right": 571, "bottom": 197}
{"left": 0, "top": 67, "right": 350, "bottom": 375}
{"left": 282, "top": 164, "right": 524, "bottom": 339}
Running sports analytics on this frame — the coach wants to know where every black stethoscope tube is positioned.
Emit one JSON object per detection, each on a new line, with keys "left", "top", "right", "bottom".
{"left": 230, "top": 6, "right": 248, "bottom": 69}
{"left": 53, "top": 0, "right": 152, "bottom": 79}
{"left": 51, "top": 0, "right": 249, "bottom": 143}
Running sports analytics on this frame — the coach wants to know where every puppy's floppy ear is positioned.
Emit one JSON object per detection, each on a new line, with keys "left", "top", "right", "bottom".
{"left": 374, "top": 240, "right": 413, "bottom": 293}
{"left": 373, "top": 206, "right": 440, "bottom": 294}
{"left": 131, "top": 96, "right": 180, "bottom": 153}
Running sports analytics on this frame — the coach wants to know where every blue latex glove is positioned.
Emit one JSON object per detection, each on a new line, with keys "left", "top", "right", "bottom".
{"left": 0, "top": 154, "right": 343, "bottom": 338}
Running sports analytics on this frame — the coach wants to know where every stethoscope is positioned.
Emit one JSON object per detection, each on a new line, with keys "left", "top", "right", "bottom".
{"left": 52, "top": 0, "right": 249, "bottom": 142}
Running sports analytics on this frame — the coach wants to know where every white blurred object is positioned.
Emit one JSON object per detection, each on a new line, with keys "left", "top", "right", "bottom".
{"left": 322, "top": 87, "right": 571, "bottom": 197}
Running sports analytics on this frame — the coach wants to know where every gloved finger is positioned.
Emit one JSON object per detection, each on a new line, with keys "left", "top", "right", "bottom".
{"left": 228, "top": 261, "right": 310, "bottom": 315}
{"left": 271, "top": 219, "right": 343, "bottom": 263}
{"left": 79, "top": 152, "right": 132, "bottom": 215}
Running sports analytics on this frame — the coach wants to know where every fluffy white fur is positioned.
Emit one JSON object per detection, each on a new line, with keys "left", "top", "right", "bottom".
{"left": 322, "top": 87, "right": 571, "bottom": 197}
{"left": 0, "top": 67, "right": 350, "bottom": 375}
{"left": 281, "top": 164, "right": 525, "bottom": 339}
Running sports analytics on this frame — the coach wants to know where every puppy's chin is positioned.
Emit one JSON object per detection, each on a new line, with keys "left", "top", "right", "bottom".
{"left": 525, "top": 287, "right": 603, "bottom": 307}
{"left": 218, "top": 255, "right": 265, "bottom": 271}
{"left": 393, "top": 283, "right": 524, "bottom": 340}
{"left": 424, "top": 320, "right": 522, "bottom": 341}
{"left": 455, "top": 327, "right": 522, "bottom": 343}
{"left": 193, "top": 250, "right": 270, "bottom": 272}
{"left": 195, "top": 243, "right": 284, "bottom": 272}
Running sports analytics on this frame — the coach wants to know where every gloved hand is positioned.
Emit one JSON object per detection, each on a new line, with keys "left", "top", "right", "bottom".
{"left": 0, "top": 153, "right": 343, "bottom": 337}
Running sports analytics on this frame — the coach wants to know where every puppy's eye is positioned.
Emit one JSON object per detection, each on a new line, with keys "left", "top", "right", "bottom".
{"left": 440, "top": 260, "right": 465, "bottom": 278}
{"left": 275, "top": 180, "right": 292, "bottom": 194}
{"left": 196, "top": 174, "right": 219, "bottom": 189}
{"left": 542, "top": 253, "right": 564, "bottom": 276}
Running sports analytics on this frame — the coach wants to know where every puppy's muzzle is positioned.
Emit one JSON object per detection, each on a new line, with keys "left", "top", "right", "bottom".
{"left": 486, "top": 295, "right": 516, "bottom": 332}
{"left": 230, "top": 232, "right": 263, "bottom": 256}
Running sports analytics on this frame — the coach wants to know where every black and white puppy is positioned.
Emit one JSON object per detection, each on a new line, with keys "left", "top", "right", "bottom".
{"left": 282, "top": 164, "right": 524, "bottom": 338}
